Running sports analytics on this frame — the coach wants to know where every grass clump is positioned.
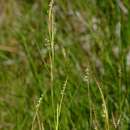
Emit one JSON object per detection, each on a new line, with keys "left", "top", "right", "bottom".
{"left": 0, "top": 0, "right": 129, "bottom": 130}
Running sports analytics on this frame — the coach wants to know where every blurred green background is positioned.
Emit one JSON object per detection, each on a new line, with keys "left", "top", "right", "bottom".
{"left": 0, "top": 0, "right": 129, "bottom": 130}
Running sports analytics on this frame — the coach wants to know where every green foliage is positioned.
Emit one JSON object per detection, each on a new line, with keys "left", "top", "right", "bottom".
{"left": 0, "top": 0, "right": 129, "bottom": 130}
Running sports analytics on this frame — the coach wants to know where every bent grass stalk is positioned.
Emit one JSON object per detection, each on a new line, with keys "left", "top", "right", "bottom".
{"left": 56, "top": 78, "right": 68, "bottom": 130}
{"left": 31, "top": 94, "right": 44, "bottom": 130}
{"left": 95, "top": 80, "right": 109, "bottom": 130}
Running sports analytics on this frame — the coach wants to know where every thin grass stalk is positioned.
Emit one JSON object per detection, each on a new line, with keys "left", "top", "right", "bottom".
{"left": 48, "top": 0, "right": 56, "bottom": 127}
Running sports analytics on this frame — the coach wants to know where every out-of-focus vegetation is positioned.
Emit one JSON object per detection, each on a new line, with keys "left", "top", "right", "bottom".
{"left": 0, "top": 0, "right": 129, "bottom": 130}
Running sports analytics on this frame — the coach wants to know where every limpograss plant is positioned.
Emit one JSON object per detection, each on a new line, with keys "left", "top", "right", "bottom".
{"left": 0, "top": 0, "right": 129, "bottom": 130}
